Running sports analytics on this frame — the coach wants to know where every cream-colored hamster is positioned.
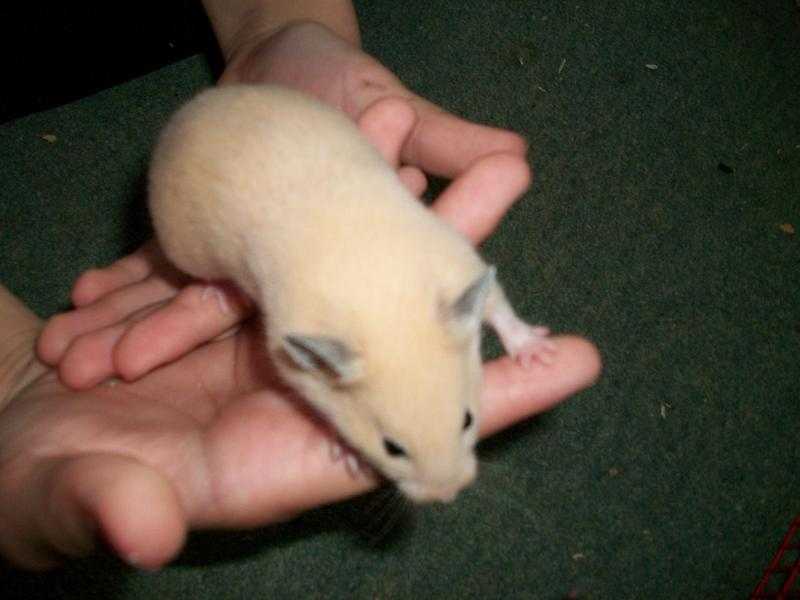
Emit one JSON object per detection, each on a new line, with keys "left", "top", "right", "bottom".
{"left": 149, "top": 85, "right": 553, "bottom": 503}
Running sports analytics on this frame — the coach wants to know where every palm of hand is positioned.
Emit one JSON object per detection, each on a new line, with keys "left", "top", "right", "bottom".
{"left": 3, "top": 319, "right": 373, "bottom": 571}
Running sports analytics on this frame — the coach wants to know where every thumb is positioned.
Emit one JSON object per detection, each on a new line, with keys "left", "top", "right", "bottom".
{"left": 12, "top": 454, "right": 186, "bottom": 570}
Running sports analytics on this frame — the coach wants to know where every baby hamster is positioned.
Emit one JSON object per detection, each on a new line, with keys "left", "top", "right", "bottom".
{"left": 148, "top": 84, "right": 553, "bottom": 502}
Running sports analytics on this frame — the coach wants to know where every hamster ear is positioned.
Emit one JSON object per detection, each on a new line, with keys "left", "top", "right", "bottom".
{"left": 445, "top": 266, "right": 496, "bottom": 338}
{"left": 282, "top": 334, "right": 363, "bottom": 384}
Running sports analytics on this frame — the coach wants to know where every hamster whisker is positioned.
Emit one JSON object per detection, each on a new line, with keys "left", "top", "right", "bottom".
{"left": 371, "top": 490, "right": 411, "bottom": 545}
{"left": 360, "top": 485, "right": 411, "bottom": 545}
{"left": 368, "top": 485, "right": 403, "bottom": 525}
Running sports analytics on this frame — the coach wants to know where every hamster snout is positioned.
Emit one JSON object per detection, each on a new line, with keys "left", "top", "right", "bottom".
{"left": 398, "top": 454, "right": 478, "bottom": 503}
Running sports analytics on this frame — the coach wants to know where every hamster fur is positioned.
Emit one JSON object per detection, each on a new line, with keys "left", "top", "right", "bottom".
{"left": 149, "top": 85, "right": 552, "bottom": 503}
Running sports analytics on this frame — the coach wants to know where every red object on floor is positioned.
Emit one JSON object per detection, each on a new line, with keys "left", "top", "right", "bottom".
{"left": 751, "top": 516, "right": 800, "bottom": 599}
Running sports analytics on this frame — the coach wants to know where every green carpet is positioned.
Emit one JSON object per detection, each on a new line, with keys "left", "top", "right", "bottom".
{"left": 2, "top": 1, "right": 798, "bottom": 598}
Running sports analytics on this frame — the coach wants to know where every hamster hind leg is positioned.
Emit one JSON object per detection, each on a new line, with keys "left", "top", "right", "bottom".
{"left": 484, "top": 284, "right": 556, "bottom": 368}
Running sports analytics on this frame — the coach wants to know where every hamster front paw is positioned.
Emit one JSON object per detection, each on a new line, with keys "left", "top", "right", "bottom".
{"left": 328, "top": 438, "right": 371, "bottom": 479}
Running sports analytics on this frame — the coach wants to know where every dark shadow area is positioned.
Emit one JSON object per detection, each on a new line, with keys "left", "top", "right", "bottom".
{"left": 3, "top": 551, "right": 130, "bottom": 600}
{"left": 0, "top": 2, "right": 221, "bottom": 124}
{"left": 121, "top": 167, "right": 156, "bottom": 255}
{"left": 175, "top": 492, "right": 415, "bottom": 569}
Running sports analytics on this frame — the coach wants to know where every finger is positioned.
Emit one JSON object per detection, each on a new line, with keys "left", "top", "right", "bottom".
{"left": 4, "top": 454, "right": 185, "bottom": 570}
{"left": 58, "top": 322, "right": 129, "bottom": 390}
{"left": 48, "top": 454, "right": 186, "bottom": 569}
{"left": 431, "top": 151, "right": 531, "bottom": 244}
{"left": 479, "top": 335, "right": 602, "bottom": 438}
{"left": 37, "top": 275, "right": 179, "bottom": 366}
{"left": 397, "top": 166, "right": 427, "bottom": 197}
{"left": 356, "top": 98, "right": 427, "bottom": 196}
{"left": 357, "top": 96, "right": 418, "bottom": 168}
{"left": 71, "top": 240, "right": 166, "bottom": 307}
{"left": 113, "top": 282, "right": 253, "bottom": 382}
{"left": 403, "top": 96, "right": 528, "bottom": 178}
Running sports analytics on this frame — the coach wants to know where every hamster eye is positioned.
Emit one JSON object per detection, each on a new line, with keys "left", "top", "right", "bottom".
{"left": 383, "top": 438, "right": 407, "bottom": 458}
{"left": 463, "top": 410, "right": 473, "bottom": 431}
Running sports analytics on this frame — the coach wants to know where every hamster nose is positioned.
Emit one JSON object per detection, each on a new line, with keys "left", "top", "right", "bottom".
{"left": 401, "top": 472, "right": 476, "bottom": 503}
{"left": 410, "top": 482, "right": 463, "bottom": 503}
{"left": 399, "top": 456, "right": 479, "bottom": 502}
{"left": 435, "top": 486, "right": 460, "bottom": 503}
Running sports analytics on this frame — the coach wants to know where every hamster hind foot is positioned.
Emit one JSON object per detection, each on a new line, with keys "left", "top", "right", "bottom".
{"left": 486, "top": 289, "right": 557, "bottom": 367}
{"left": 503, "top": 323, "right": 557, "bottom": 368}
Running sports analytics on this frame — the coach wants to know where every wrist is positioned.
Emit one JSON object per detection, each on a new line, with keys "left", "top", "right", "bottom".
{"left": 0, "top": 288, "right": 46, "bottom": 410}
{"left": 219, "top": 19, "right": 359, "bottom": 87}
{"left": 201, "top": 0, "right": 360, "bottom": 72}
{"left": 0, "top": 331, "right": 46, "bottom": 411}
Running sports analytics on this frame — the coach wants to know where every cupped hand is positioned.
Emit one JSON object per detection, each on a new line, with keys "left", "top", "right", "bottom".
{"left": 5, "top": 305, "right": 599, "bottom": 570}
{"left": 7, "top": 19, "right": 603, "bottom": 574}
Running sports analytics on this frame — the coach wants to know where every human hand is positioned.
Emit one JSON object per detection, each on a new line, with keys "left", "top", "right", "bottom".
{"left": 4, "top": 291, "right": 599, "bottom": 570}
{"left": 28, "top": 25, "right": 602, "bottom": 571}
{"left": 218, "top": 20, "right": 532, "bottom": 239}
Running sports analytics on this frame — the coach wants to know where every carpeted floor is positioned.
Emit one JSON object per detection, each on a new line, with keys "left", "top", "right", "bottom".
{"left": 1, "top": 1, "right": 798, "bottom": 598}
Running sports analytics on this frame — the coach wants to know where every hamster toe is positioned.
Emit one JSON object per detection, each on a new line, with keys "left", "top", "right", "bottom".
{"left": 510, "top": 327, "right": 557, "bottom": 367}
